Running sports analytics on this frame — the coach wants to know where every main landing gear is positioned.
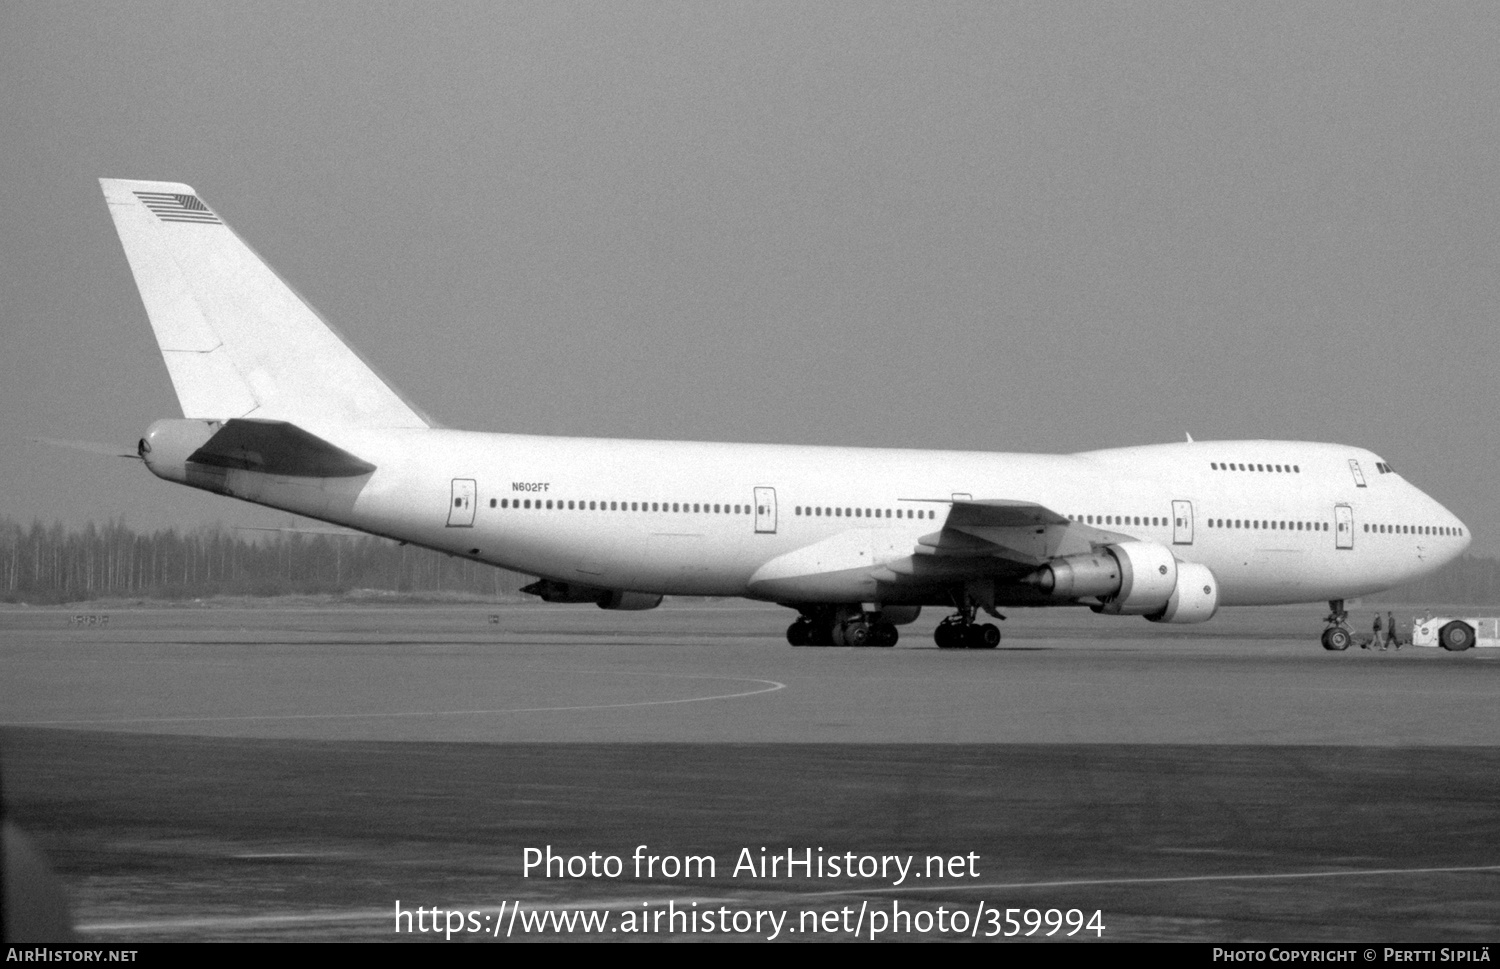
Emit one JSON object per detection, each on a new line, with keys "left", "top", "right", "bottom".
{"left": 787, "top": 614, "right": 899, "bottom": 648}
{"left": 1320, "top": 599, "right": 1354, "bottom": 651}
{"left": 934, "top": 600, "right": 1001, "bottom": 649}
{"left": 934, "top": 618, "right": 1000, "bottom": 649}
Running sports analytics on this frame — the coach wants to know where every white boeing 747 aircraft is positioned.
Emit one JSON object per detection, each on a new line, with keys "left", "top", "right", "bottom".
{"left": 100, "top": 178, "right": 1471, "bottom": 650}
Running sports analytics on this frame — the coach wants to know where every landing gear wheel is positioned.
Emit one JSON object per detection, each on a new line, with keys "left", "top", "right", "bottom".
{"left": 935, "top": 621, "right": 961, "bottom": 649}
{"left": 1440, "top": 621, "right": 1475, "bottom": 652}
{"left": 787, "top": 621, "right": 811, "bottom": 647}
{"left": 973, "top": 623, "right": 1001, "bottom": 649}
{"left": 871, "top": 623, "right": 898, "bottom": 648}
{"left": 1321, "top": 627, "right": 1351, "bottom": 651}
{"left": 842, "top": 622, "right": 871, "bottom": 647}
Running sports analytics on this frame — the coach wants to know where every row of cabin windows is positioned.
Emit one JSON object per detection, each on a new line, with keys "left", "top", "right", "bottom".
{"left": 1074, "top": 517, "right": 1332, "bottom": 532}
{"left": 1365, "top": 523, "right": 1462, "bottom": 536}
{"left": 794, "top": 506, "right": 936, "bottom": 519}
{"left": 483, "top": 498, "right": 939, "bottom": 518}
{"left": 1208, "top": 519, "right": 1328, "bottom": 531}
{"left": 1069, "top": 514, "right": 1166, "bottom": 526}
{"left": 489, "top": 498, "right": 757, "bottom": 514}
{"left": 479, "top": 496, "right": 1457, "bottom": 537}
{"left": 1211, "top": 462, "right": 1300, "bottom": 473}
{"left": 1087, "top": 517, "right": 1463, "bottom": 537}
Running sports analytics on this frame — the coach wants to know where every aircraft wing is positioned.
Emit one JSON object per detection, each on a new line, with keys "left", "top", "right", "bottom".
{"left": 911, "top": 500, "right": 1107, "bottom": 565}
{"left": 752, "top": 498, "right": 1136, "bottom": 600}
{"left": 876, "top": 500, "right": 1129, "bottom": 584}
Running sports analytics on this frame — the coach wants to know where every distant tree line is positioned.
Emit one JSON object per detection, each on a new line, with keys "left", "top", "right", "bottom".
{"left": 0, "top": 518, "right": 532, "bottom": 604}
{"left": 0, "top": 516, "right": 1492, "bottom": 606}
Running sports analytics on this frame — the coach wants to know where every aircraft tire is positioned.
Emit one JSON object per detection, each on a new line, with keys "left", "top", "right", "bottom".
{"left": 934, "top": 623, "right": 959, "bottom": 649}
{"left": 872, "top": 623, "right": 898, "bottom": 647}
{"left": 843, "top": 622, "right": 871, "bottom": 648}
{"left": 1439, "top": 621, "right": 1475, "bottom": 652}
{"left": 787, "top": 621, "right": 810, "bottom": 647}
{"left": 1321, "top": 627, "right": 1351, "bottom": 651}
{"left": 974, "top": 623, "right": 1001, "bottom": 648}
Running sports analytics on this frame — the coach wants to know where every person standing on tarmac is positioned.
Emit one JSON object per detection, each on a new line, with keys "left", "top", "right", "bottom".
{"left": 1367, "top": 613, "right": 1382, "bottom": 650}
{"left": 1387, "top": 611, "right": 1399, "bottom": 650}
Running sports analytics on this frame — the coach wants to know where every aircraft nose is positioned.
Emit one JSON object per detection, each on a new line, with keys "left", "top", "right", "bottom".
{"left": 1438, "top": 500, "right": 1472, "bottom": 556}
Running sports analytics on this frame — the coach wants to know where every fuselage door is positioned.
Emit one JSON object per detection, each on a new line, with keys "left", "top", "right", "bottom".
{"left": 1172, "top": 499, "right": 1194, "bottom": 545}
{"left": 448, "top": 478, "right": 476, "bottom": 527}
{"left": 1335, "top": 504, "right": 1354, "bottom": 549}
{"left": 754, "top": 486, "right": 777, "bottom": 535}
{"left": 1348, "top": 460, "right": 1367, "bottom": 488}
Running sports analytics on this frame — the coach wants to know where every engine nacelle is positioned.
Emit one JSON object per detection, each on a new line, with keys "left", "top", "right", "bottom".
{"left": 1092, "top": 542, "right": 1179, "bottom": 615}
{"left": 521, "top": 580, "right": 663, "bottom": 611}
{"left": 1146, "top": 561, "right": 1219, "bottom": 624}
{"left": 1028, "top": 550, "right": 1121, "bottom": 599}
{"left": 597, "top": 590, "right": 664, "bottom": 611}
{"left": 521, "top": 579, "right": 605, "bottom": 603}
{"left": 1026, "top": 542, "right": 1178, "bottom": 615}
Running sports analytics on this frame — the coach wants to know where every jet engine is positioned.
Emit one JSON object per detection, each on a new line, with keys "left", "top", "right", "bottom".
{"left": 521, "top": 579, "right": 663, "bottom": 611}
{"left": 1024, "top": 543, "right": 1219, "bottom": 623}
{"left": 1025, "top": 541, "right": 1178, "bottom": 615}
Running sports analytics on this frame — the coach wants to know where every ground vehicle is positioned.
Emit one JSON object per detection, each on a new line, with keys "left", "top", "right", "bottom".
{"left": 1410, "top": 615, "right": 1500, "bottom": 651}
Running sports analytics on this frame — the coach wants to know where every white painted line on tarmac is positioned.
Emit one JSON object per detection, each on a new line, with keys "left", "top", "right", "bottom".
{"left": 798, "top": 862, "right": 1500, "bottom": 897}
{"left": 75, "top": 896, "right": 735, "bottom": 934}
{"left": 3, "top": 672, "right": 787, "bottom": 726}
{"left": 79, "top": 909, "right": 395, "bottom": 932}
{"left": 74, "top": 862, "right": 1500, "bottom": 934}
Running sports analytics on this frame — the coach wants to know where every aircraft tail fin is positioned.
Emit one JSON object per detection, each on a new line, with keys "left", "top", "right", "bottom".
{"left": 99, "top": 178, "right": 432, "bottom": 434}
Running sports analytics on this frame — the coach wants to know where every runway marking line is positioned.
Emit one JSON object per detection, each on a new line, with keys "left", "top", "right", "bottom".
{"left": 2, "top": 670, "right": 787, "bottom": 727}
{"left": 798, "top": 863, "right": 1500, "bottom": 897}
{"left": 75, "top": 863, "right": 1500, "bottom": 934}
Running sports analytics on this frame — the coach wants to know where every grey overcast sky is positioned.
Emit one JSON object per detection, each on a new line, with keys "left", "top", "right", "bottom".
{"left": 3, "top": 2, "right": 1498, "bottom": 551}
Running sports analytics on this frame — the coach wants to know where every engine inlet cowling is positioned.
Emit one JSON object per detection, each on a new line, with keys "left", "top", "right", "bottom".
{"left": 1146, "top": 561, "right": 1219, "bottom": 623}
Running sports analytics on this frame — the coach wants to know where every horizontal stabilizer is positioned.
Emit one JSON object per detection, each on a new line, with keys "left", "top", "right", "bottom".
{"left": 187, "top": 419, "right": 376, "bottom": 477}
